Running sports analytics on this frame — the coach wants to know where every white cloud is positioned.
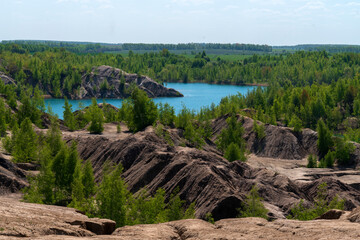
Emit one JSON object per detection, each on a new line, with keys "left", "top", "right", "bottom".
{"left": 222, "top": 5, "right": 240, "bottom": 11}
{"left": 57, "top": 0, "right": 111, "bottom": 4}
{"left": 172, "top": 0, "right": 214, "bottom": 6}
{"left": 249, "top": 0, "right": 285, "bottom": 5}
{"left": 57, "top": 0, "right": 114, "bottom": 10}
{"left": 296, "top": 1, "right": 327, "bottom": 12}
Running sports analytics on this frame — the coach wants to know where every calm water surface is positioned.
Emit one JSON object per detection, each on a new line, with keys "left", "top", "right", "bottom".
{"left": 44, "top": 83, "right": 258, "bottom": 119}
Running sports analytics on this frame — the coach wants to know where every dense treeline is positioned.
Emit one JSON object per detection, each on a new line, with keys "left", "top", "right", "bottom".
{"left": 121, "top": 43, "right": 272, "bottom": 52}
{"left": 5, "top": 41, "right": 360, "bottom": 55}
{"left": 1, "top": 41, "right": 272, "bottom": 53}
{"left": 274, "top": 44, "right": 360, "bottom": 54}
{"left": 1, "top": 44, "right": 360, "bottom": 98}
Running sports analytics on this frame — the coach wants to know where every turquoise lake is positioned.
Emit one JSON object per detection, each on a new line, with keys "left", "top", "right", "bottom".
{"left": 44, "top": 83, "right": 258, "bottom": 119}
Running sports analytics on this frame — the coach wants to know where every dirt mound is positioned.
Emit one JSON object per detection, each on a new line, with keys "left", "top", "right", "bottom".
{"left": 0, "top": 154, "right": 28, "bottom": 194}
{"left": 212, "top": 115, "right": 318, "bottom": 160}
{"left": 67, "top": 125, "right": 360, "bottom": 221}
{"left": 71, "top": 65, "right": 183, "bottom": 99}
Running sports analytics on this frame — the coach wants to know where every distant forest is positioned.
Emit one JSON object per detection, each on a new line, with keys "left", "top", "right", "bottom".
{"left": 0, "top": 42, "right": 360, "bottom": 98}
{"left": 0, "top": 41, "right": 272, "bottom": 54}
{"left": 273, "top": 44, "right": 360, "bottom": 54}
{"left": 2, "top": 40, "right": 360, "bottom": 54}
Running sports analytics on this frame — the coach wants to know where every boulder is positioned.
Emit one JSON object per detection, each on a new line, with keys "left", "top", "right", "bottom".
{"left": 347, "top": 206, "right": 360, "bottom": 223}
{"left": 316, "top": 209, "right": 344, "bottom": 220}
{"left": 68, "top": 218, "right": 116, "bottom": 235}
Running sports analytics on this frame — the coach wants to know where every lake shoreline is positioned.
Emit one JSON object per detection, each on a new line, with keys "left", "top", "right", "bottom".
{"left": 44, "top": 83, "right": 259, "bottom": 119}
{"left": 164, "top": 81, "right": 269, "bottom": 87}
{"left": 43, "top": 82, "right": 266, "bottom": 100}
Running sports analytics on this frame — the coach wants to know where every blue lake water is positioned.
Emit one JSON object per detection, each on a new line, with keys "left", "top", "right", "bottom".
{"left": 44, "top": 83, "right": 258, "bottom": 119}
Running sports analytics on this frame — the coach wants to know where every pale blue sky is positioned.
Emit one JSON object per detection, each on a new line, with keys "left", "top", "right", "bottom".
{"left": 1, "top": 0, "right": 360, "bottom": 45}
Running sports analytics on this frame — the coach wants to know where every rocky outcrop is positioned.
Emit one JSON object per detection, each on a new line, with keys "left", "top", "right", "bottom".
{"left": 212, "top": 115, "right": 318, "bottom": 160}
{"left": 71, "top": 65, "right": 183, "bottom": 99}
{"left": 4, "top": 204, "right": 360, "bottom": 240}
{"left": 0, "top": 154, "right": 28, "bottom": 194}
{"left": 0, "top": 72, "right": 16, "bottom": 85}
{"left": 1, "top": 67, "right": 183, "bottom": 100}
{"left": 0, "top": 194, "right": 116, "bottom": 238}
{"left": 347, "top": 206, "right": 360, "bottom": 223}
{"left": 111, "top": 217, "right": 360, "bottom": 240}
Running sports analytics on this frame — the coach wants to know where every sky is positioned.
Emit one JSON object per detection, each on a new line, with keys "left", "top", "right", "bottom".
{"left": 1, "top": 0, "right": 360, "bottom": 45}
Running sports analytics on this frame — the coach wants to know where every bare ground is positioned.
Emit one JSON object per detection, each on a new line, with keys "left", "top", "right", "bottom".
{"left": 2, "top": 195, "right": 360, "bottom": 240}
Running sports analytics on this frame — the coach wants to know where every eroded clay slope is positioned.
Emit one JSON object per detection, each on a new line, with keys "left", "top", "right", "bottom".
{"left": 66, "top": 124, "right": 360, "bottom": 220}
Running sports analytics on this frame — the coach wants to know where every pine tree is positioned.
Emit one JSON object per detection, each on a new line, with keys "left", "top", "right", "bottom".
{"left": 46, "top": 119, "right": 63, "bottom": 157}
{"left": 13, "top": 118, "right": 38, "bottom": 163}
{"left": 82, "top": 160, "right": 96, "bottom": 199}
{"left": 224, "top": 142, "right": 244, "bottom": 162}
{"left": 64, "top": 142, "right": 81, "bottom": 192}
{"left": 0, "top": 113, "right": 6, "bottom": 137}
{"left": 216, "top": 114, "right": 246, "bottom": 161}
{"left": 289, "top": 114, "right": 302, "bottom": 133}
{"left": 128, "top": 88, "right": 158, "bottom": 132}
{"left": 317, "top": 119, "right": 334, "bottom": 159}
{"left": 307, "top": 154, "right": 317, "bottom": 168}
{"left": 63, "top": 97, "right": 76, "bottom": 131}
{"left": 87, "top": 98, "right": 104, "bottom": 134}
{"left": 52, "top": 145, "right": 68, "bottom": 195}
{"left": 0, "top": 99, "right": 7, "bottom": 137}
{"left": 96, "top": 164, "right": 128, "bottom": 227}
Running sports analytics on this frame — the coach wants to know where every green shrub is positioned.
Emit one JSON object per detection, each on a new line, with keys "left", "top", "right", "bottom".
{"left": 319, "top": 151, "right": 335, "bottom": 168}
{"left": 96, "top": 164, "right": 128, "bottom": 227}
{"left": 158, "top": 103, "right": 175, "bottom": 126}
{"left": 317, "top": 119, "right": 334, "bottom": 158}
{"left": 63, "top": 97, "right": 76, "bottom": 131}
{"left": 127, "top": 88, "right": 158, "bottom": 132}
{"left": 289, "top": 114, "right": 302, "bottom": 132}
{"left": 307, "top": 154, "right": 317, "bottom": 168}
{"left": 87, "top": 98, "right": 104, "bottom": 134}
{"left": 238, "top": 185, "right": 268, "bottom": 220}
{"left": 224, "top": 142, "right": 246, "bottom": 162}
{"left": 288, "top": 182, "right": 345, "bottom": 221}
{"left": 183, "top": 121, "right": 205, "bottom": 149}
{"left": 335, "top": 138, "right": 355, "bottom": 166}
{"left": 205, "top": 213, "right": 215, "bottom": 224}
{"left": 252, "top": 120, "right": 266, "bottom": 140}
{"left": 216, "top": 114, "right": 246, "bottom": 162}
{"left": 155, "top": 123, "right": 174, "bottom": 146}
{"left": 12, "top": 118, "right": 38, "bottom": 163}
